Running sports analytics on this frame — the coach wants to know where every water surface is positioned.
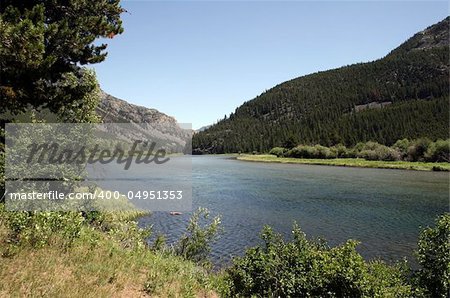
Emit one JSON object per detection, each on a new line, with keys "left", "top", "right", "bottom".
{"left": 112, "top": 156, "right": 450, "bottom": 267}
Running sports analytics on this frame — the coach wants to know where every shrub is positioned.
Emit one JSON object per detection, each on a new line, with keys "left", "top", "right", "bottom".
{"left": 393, "top": 138, "right": 410, "bottom": 159}
{"left": 354, "top": 142, "right": 384, "bottom": 160}
{"left": 331, "top": 143, "right": 349, "bottom": 158}
{"left": 415, "top": 213, "right": 450, "bottom": 297}
{"left": 353, "top": 142, "right": 366, "bottom": 153}
{"left": 269, "top": 147, "right": 286, "bottom": 157}
{"left": 375, "top": 145, "right": 401, "bottom": 161}
{"left": 424, "top": 139, "right": 450, "bottom": 162}
{"left": 407, "top": 138, "right": 431, "bottom": 161}
{"left": 313, "top": 144, "right": 336, "bottom": 159}
{"left": 3, "top": 211, "right": 85, "bottom": 248}
{"left": 174, "top": 208, "right": 221, "bottom": 265}
{"left": 285, "top": 145, "right": 338, "bottom": 159}
{"left": 357, "top": 149, "right": 378, "bottom": 160}
{"left": 107, "top": 220, "right": 151, "bottom": 250}
{"left": 365, "top": 261, "right": 412, "bottom": 297}
{"left": 286, "top": 145, "right": 314, "bottom": 158}
{"left": 357, "top": 143, "right": 400, "bottom": 161}
{"left": 363, "top": 141, "right": 383, "bottom": 151}
{"left": 226, "top": 224, "right": 412, "bottom": 297}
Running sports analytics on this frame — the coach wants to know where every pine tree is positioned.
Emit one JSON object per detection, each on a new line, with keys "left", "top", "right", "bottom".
{"left": 0, "top": 0, "right": 125, "bottom": 116}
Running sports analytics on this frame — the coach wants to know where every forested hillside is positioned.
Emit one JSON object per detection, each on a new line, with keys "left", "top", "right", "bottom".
{"left": 193, "top": 17, "right": 449, "bottom": 154}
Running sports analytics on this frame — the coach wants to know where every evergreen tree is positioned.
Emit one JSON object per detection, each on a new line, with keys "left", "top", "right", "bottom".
{"left": 0, "top": 0, "right": 124, "bottom": 116}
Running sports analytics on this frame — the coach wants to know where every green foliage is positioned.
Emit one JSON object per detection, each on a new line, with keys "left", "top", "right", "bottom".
{"left": 415, "top": 213, "right": 450, "bottom": 298}
{"left": 0, "top": 0, "right": 124, "bottom": 115}
{"left": 193, "top": 18, "right": 449, "bottom": 154}
{"left": 269, "top": 147, "right": 287, "bottom": 157}
{"left": 425, "top": 139, "right": 450, "bottom": 162}
{"left": 283, "top": 135, "right": 298, "bottom": 149}
{"left": 0, "top": 210, "right": 220, "bottom": 297}
{"left": 106, "top": 220, "right": 151, "bottom": 251}
{"left": 226, "top": 224, "right": 412, "bottom": 297}
{"left": 0, "top": 142, "right": 4, "bottom": 203}
{"left": 357, "top": 143, "right": 400, "bottom": 161}
{"left": 0, "top": 203, "right": 149, "bottom": 252}
{"left": 331, "top": 143, "right": 350, "bottom": 158}
{"left": 365, "top": 261, "right": 413, "bottom": 298}
{"left": 0, "top": 1, "right": 117, "bottom": 202}
{"left": 393, "top": 138, "right": 411, "bottom": 159}
{"left": 286, "top": 145, "right": 314, "bottom": 158}
{"left": 0, "top": 207, "right": 85, "bottom": 249}
{"left": 407, "top": 138, "right": 432, "bottom": 162}
{"left": 267, "top": 138, "right": 449, "bottom": 163}
{"left": 54, "top": 68, "right": 102, "bottom": 123}
{"left": 174, "top": 207, "right": 222, "bottom": 265}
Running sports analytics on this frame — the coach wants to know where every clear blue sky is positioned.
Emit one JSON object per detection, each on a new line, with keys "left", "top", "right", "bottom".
{"left": 90, "top": 1, "right": 448, "bottom": 129}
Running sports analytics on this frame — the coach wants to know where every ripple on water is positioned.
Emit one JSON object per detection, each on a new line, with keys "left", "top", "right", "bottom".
{"left": 112, "top": 156, "right": 448, "bottom": 268}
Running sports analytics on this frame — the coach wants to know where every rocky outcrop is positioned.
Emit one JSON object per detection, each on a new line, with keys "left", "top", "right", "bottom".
{"left": 97, "top": 91, "right": 192, "bottom": 153}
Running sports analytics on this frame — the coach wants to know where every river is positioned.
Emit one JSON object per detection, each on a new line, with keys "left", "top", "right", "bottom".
{"left": 93, "top": 155, "right": 449, "bottom": 267}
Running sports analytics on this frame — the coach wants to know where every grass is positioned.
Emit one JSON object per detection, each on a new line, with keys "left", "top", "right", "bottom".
{"left": 0, "top": 181, "right": 228, "bottom": 297}
{"left": 237, "top": 154, "right": 450, "bottom": 171}
{"left": 0, "top": 218, "right": 222, "bottom": 298}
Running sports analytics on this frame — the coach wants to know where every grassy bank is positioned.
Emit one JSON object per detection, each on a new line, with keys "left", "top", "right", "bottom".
{"left": 237, "top": 154, "right": 450, "bottom": 171}
{"left": 0, "top": 228, "right": 219, "bottom": 297}
{"left": 0, "top": 205, "right": 223, "bottom": 297}
{"left": 1, "top": 203, "right": 448, "bottom": 297}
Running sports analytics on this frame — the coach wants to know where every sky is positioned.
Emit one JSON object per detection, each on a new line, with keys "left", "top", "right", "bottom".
{"left": 90, "top": 1, "right": 449, "bottom": 130}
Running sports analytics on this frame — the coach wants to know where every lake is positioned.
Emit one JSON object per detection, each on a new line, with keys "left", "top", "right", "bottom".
{"left": 94, "top": 155, "right": 449, "bottom": 267}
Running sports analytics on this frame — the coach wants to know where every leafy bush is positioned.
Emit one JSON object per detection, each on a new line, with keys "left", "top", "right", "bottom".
{"left": 407, "top": 138, "right": 432, "bottom": 161}
{"left": 107, "top": 220, "right": 151, "bottom": 251}
{"left": 425, "top": 139, "right": 450, "bottom": 162}
{"left": 393, "top": 138, "right": 410, "bottom": 159}
{"left": 2, "top": 210, "right": 85, "bottom": 248}
{"left": 271, "top": 138, "right": 450, "bottom": 162}
{"left": 375, "top": 145, "right": 400, "bottom": 161}
{"left": 356, "top": 142, "right": 399, "bottom": 161}
{"left": 286, "top": 145, "right": 337, "bottom": 159}
{"left": 0, "top": 204, "right": 151, "bottom": 252}
{"left": 360, "top": 149, "right": 398, "bottom": 161}
{"left": 353, "top": 142, "right": 366, "bottom": 153}
{"left": 174, "top": 208, "right": 221, "bottom": 265}
{"left": 415, "top": 213, "right": 450, "bottom": 298}
{"left": 331, "top": 143, "right": 350, "bottom": 158}
{"left": 286, "top": 145, "right": 308, "bottom": 158}
{"left": 313, "top": 144, "right": 336, "bottom": 159}
{"left": 357, "top": 149, "right": 379, "bottom": 161}
{"left": 269, "top": 147, "right": 287, "bottom": 157}
{"left": 226, "top": 224, "right": 412, "bottom": 297}
{"left": 362, "top": 141, "right": 382, "bottom": 151}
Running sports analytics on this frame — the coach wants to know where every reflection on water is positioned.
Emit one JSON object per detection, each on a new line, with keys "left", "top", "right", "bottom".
{"left": 105, "top": 155, "right": 448, "bottom": 268}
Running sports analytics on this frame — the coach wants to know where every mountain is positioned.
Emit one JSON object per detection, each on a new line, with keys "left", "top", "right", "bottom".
{"left": 193, "top": 17, "right": 449, "bottom": 154}
{"left": 97, "top": 91, "right": 192, "bottom": 153}
{"left": 97, "top": 91, "right": 176, "bottom": 125}
{"left": 196, "top": 125, "right": 211, "bottom": 133}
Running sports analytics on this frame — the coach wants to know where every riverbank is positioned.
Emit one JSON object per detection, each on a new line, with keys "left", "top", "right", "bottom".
{"left": 0, "top": 204, "right": 223, "bottom": 297}
{"left": 237, "top": 154, "right": 450, "bottom": 171}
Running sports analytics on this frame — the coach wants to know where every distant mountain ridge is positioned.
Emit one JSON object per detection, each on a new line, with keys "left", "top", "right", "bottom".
{"left": 193, "top": 17, "right": 449, "bottom": 154}
{"left": 97, "top": 91, "right": 191, "bottom": 152}
{"left": 389, "top": 17, "right": 450, "bottom": 55}
{"left": 196, "top": 125, "right": 211, "bottom": 133}
{"left": 97, "top": 91, "right": 176, "bottom": 125}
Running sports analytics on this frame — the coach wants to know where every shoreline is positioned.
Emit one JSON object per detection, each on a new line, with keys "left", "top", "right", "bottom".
{"left": 236, "top": 154, "right": 450, "bottom": 171}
